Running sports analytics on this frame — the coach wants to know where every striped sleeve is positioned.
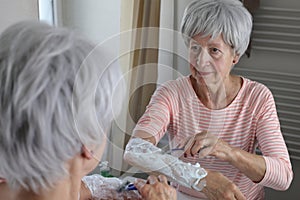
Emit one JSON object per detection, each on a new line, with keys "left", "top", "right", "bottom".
{"left": 133, "top": 84, "right": 174, "bottom": 144}
{"left": 255, "top": 87, "right": 293, "bottom": 190}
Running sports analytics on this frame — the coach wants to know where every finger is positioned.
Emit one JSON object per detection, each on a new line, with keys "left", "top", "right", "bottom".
{"left": 198, "top": 145, "right": 214, "bottom": 158}
{"left": 147, "top": 175, "right": 158, "bottom": 185}
{"left": 134, "top": 178, "right": 146, "bottom": 191}
{"left": 185, "top": 131, "right": 208, "bottom": 156}
{"left": 190, "top": 139, "right": 205, "bottom": 156}
{"left": 197, "top": 136, "right": 218, "bottom": 157}
{"left": 190, "top": 135, "right": 209, "bottom": 156}
{"left": 234, "top": 190, "right": 246, "bottom": 200}
{"left": 157, "top": 175, "right": 168, "bottom": 183}
{"left": 135, "top": 179, "right": 150, "bottom": 198}
{"left": 205, "top": 135, "right": 218, "bottom": 146}
{"left": 184, "top": 136, "right": 195, "bottom": 157}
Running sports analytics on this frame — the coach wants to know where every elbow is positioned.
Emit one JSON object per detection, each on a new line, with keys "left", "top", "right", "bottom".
{"left": 281, "top": 168, "right": 293, "bottom": 191}
{"left": 123, "top": 145, "right": 132, "bottom": 165}
{"left": 123, "top": 150, "right": 130, "bottom": 164}
{"left": 262, "top": 157, "right": 294, "bottom": 191}
{"left": 276, "top": 164, "right": 294, "bottom": 191}
{"left": 123, "top": 141, "right": 136, "bottom": 166}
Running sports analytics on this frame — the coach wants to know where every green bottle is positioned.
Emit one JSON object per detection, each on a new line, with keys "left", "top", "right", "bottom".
{"left": 99, "top": 161, "right": 114, "bottom": 177}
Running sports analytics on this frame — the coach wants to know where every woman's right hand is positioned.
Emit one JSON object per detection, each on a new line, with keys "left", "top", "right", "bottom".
{"left": 183, "top": 130, "right": 219, "bottom": 158}
{"left": 135, "top": 175, "right": 177, "bottom": 200}
{"left": 183, "top": 131, "right": 234, "bottom": 161}
{"left": 202, "top": 170, "right": 245, "bottom": 200}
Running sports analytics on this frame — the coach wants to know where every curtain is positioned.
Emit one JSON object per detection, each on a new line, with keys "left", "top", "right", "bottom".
{"left": 129, "top": 0, "right": 161, "bottom": 125}
{"left": 109, "top": 0, "right": 161, "bottom": 176}
{"left": 242, "top": 0, "right": 260, "bottom": 57}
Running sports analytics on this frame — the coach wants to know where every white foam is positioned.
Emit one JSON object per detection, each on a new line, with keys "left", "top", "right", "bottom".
{"left": 124, "top": 138, "right": 207, "bottom": 190}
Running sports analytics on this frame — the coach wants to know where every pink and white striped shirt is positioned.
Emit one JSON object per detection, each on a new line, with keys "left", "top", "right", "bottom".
{"left": 134, "top": 76, "right": 293, "bottom": 199}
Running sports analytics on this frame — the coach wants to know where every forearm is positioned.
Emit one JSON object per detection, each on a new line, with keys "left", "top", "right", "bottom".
{"left": 132, "top": 130, "right": 157, "bottom": 145}
{"left": 224, "top": 144, "right": 293, "bottom": 190}
{"left": 228, "top": 147, "right": 266, "bottom": 182}
{"left": 124, "top": 138, "right": 207, "bottom": 190}
{"left": 81, "top": 175, "right": 142, "bottom": 199}
{"left": 213, "top": 139, "right": 266, "bottom": 182}
{"left": 220, "top": 141, "right": 292, "bottom": 189}
{"left": 80, "top": 180, "right": 92, "bottom": 200}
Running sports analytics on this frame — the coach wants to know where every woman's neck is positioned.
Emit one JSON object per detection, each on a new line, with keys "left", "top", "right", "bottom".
{"left": 190, "top": 75, "right": 242, "bottom": 109}
{"left": 0, "top": 158, "right": 85, "bottom": 200}
{"left": 0, "top": 175, "right": 81, "bottom": 200}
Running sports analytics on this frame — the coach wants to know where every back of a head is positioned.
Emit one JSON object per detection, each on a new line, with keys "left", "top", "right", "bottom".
{"left": 0, "top": 21, "right": 121, "bottom": 192}
{"left": 181, "top": 0, "right": 253, "bottom": 56}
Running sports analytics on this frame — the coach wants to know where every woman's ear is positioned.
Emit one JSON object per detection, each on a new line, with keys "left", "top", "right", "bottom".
{"left": 233, "top": 54, "right": 240, "bottom": 65}
{"left": 81, "top": 145, "right": 93, "bottom": 160}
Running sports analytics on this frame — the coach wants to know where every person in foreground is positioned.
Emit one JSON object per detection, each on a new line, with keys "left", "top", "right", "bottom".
{"left": 124, "top": 0, "right": 293, "bottom": 199}
{"left": 0, "top": 21, "right": 176, "bottom": 200}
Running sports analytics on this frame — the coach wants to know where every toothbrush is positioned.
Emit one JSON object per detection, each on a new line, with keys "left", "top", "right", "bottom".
{"left": 117, "top": 181, "right": 137, "bottom": 192}
{"left": 125, "top": 183, "right": 137, "bottom": 191}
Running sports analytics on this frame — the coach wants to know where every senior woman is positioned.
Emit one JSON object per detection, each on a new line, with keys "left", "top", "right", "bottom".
{"left": 0, "top": 21, "right": 176, "bottom": 200}
{"left": 125, "top": 0, "right": 293, "bottom": 199}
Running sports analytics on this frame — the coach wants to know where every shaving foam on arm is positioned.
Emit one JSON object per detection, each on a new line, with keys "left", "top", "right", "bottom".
{"left": 124, "top": 138, "right": 207, "bottom": 191}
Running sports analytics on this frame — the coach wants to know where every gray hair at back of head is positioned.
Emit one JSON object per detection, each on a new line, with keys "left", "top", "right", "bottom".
{"left": 0, "top": 21, "right": 123, "bottom": 192}
{"left": 181, "top": 0, "right": 253, "bottom": 56}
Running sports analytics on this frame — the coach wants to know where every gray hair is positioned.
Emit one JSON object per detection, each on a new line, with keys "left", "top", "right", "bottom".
{"left": 0, "top": 21, "right": 123, "bottom": 192}
{"left": 181, "top": 0, "right": 253, "bottom": 56}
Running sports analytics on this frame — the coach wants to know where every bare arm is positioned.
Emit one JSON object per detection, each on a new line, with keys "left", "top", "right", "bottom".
{"left": 80, "top": 180, "right": 92, "bottom": 200}
{"left": 130, "top": 131, "right": 246, "bottom": 200}
{"left": 80, "top": 175, "right": 141, "bottom": 200}
{"left": 184, "top": 87, "right": 294, "bottom": 190}
{"left": 185, "top": 131, "right": 266, "bottom": 182}
{"left": 227, "top": 144, "right": 266, "bottom": 182}
{"left": 132, "top": 130, "right": 156, "bottom": 145}
{"left": 213, "top": 139, "right": 266, "bottom": 182}
{"left": 124, "top": 133, "right": 207, "bottom": 191}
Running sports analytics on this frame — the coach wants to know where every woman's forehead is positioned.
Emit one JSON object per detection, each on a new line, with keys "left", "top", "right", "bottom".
{"left": 190, "top": 34, "right": 226, "bottom": 46}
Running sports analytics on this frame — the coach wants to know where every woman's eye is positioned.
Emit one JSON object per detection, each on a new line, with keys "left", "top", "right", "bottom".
{"left": 190, "top": 45, "right": 200, "bottom": 53}
{"left": 211, "top": 48, "right": 220, "bottom": 53}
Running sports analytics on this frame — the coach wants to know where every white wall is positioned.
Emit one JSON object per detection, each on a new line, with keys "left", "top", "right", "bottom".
{"left": 0, "top": 0, "right": 38, "bottom": 33}
{"left": 59, "top": 0, "right": 120, "bottom": 44}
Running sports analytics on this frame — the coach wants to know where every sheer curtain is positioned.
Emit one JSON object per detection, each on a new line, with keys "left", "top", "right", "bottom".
{"left": 109, "top": 0, "right": 162, "bottom": 175}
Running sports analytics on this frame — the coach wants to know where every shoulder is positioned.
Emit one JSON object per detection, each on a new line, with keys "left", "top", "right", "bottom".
{"left": 239, "top": 77, "right": 276, "bottom": 115}
{"left": 155, "top": 76, "right": 191, "bottom": 97}
{"left": 242, "top": 77, "right": 273, "bottom": 99}
{"left": 160, "top": 76, "right": 190, "bottom": 89}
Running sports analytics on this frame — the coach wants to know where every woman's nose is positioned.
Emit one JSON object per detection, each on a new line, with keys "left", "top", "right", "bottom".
{"left": 196, "top": 50, "right": 211, "bottom": 68}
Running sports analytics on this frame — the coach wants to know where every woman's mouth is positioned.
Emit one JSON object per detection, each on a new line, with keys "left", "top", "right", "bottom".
{"left": 194, "top": 68, "right": 213, "bottom": 76}
{"left": 198, "top": 71, "right": 212, "bottom": 76}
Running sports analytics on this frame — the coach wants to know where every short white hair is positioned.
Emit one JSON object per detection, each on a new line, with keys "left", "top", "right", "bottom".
{"left": 181, "top": 0, "right": 252, "bottom": 56}
{"left": 0, "top": 21, "right": 123, "bottom": 192}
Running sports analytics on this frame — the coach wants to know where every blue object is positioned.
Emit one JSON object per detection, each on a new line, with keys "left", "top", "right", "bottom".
{"left": 125, "top": 183, "right": 137, "bottom": 191}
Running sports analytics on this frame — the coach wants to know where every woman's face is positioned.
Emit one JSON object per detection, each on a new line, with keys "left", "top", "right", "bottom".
{"left": 82, "top": 140, "right": 106, "bottom": 176}
{"left": 189, "top": 34, "right": 239, "bottom": 85}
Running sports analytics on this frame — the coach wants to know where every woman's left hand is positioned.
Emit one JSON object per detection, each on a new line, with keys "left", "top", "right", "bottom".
{"left": 135, "top": 175, "right": 177, "bottom": 200}
{"left": 183, "top": 131, "right": 233, "bottom": 160}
